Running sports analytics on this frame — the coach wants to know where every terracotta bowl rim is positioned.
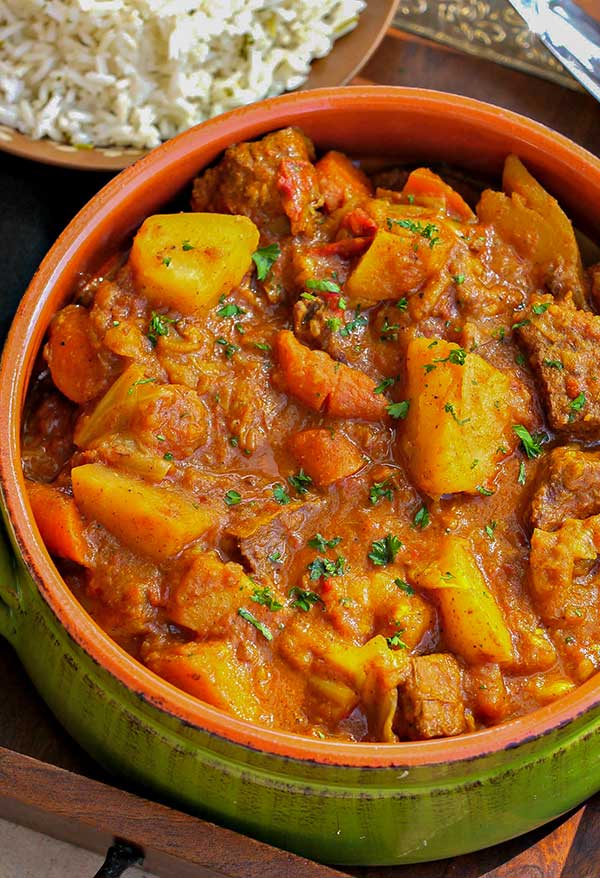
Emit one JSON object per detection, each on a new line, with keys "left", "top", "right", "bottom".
{"left": 3, "top": 85, "right": 600, "bottom": 769}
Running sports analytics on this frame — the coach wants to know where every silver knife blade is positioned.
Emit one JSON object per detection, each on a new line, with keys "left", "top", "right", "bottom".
{"left": 507, "top": 0, "right": 600, "bottom": 103}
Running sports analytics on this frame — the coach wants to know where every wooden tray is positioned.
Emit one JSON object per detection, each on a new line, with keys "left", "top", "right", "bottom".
{"left": 0, "top": 635, "right": 597, "bottom": 878}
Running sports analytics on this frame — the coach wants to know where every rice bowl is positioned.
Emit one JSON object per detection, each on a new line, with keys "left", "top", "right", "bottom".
{"left": 0, "top": 0, "right": 364, "bottom": 149}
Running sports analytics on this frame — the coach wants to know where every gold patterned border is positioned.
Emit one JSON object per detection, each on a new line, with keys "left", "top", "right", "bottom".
{"left": 394, "top": 0, "right": 582, "bottom": 91}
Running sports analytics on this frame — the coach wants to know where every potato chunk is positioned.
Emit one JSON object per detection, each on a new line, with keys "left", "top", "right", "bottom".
{"left": 144, "top": 640, "right": 260, "bottom": 721}
{"left": 72, "top": 463, "right": 217, "bottom": 561}
{"left": 417, "top": 537, "right": 514, "bottom": 665}
{"left": 399, "top": 337, "right": 521, "bottom": 495}
{"left": 477, "top": 155, "right": 586, "bottom": 306}
{"left": 129, "top": 213, "right": 259, "bottom": 314}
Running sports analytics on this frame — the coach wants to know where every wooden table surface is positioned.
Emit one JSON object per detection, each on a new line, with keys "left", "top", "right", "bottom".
{"left": 1, "top": 11, "right": 600, "bottom": 878}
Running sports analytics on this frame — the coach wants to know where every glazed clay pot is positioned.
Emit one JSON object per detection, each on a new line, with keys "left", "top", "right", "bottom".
{"left": 2, "top": 88, "right": 600, "bottom": 866}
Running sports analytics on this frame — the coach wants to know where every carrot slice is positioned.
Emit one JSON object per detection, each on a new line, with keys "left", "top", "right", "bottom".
{"left": 289, "top": 429, "right": 364, "bottom": 486}
{"left": 275, "top": 330, "right": 388, "bottom": 422}
{"left": 27, "top": 481, "right": 91, "bottom": 567}
{"left": 315, "top": 150, "right": 373, "bottom": 213}
{"left": 402, "top": 168, "right": 474, "bottom": 222}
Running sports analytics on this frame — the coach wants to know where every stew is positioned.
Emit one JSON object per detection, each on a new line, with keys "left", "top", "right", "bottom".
{"left": 22, "top": 127, "right": 600, "bottom": 743}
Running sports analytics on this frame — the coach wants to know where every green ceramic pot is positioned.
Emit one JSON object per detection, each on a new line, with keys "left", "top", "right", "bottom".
{"left": 2, "top": 88, "right": 600, "bottom": 866}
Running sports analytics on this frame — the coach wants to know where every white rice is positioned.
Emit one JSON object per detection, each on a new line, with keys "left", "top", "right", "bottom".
{"left": 0, "top": 0, "right": 365, "bottom": 149}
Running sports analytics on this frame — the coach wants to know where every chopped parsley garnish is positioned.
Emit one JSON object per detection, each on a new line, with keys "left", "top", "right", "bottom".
{"left": 442, "top": 347, "right": 467, "bottom": 366}
{"left": 444, "top": 402, "right": 470, "bottom": 426}
{"left": 254, "top": 342, "right": 271, "bottom": 351}
{"left": 513, "top": 424, "right": 547, "bottom": 459}
{"left": 532, "top": 302, "right": 551, "bottom": 314}
{"left": 217, "top": 301, "right": 246, "bottom": 319}
{"left": 452, "top": 274, "right": 466, "bottom": 285}
{"left": 216, "top": 337, "right": 239, "bottom": 359}
{"left": 477, "top": 485, "right": 494, "bottom": 496}
{"left": 306, "top": 278, "right": 341, "bottom": 293}
{"left": 307, "top": 556, "right": 346, "bottom": 580}
{"left": 288, "top": 469, "right": 313, "bottom": 495}
{"left": 380, "top": 318, "right": 400, "bottom": 339}
{"left": 570, "top": 393, "right": 586, "bottom": 412}
{"left": 237, "top": 607, "right": 273, "bottom": 640}
{"left": 395, "top": 578, "right": 414, "bottom": 595}
{"left": 272, "top": 483, "right": 291, "bottom": 505}
{"left": 127, "top": 376, "right": 158, "bottom": 395}
{"left": 182, "top": 240, "right": 194, "bottom": 251}
{"left": 387, "top": 218, "right": 441, "bottom": 248}
{"left": 327, "top": 317, "right": 343, "bottom": 333}
{"left": 308, "top": 533, "right": 342, "bottom": 552}
{"left": 252, "top": 243, "right": 280, "bottom": 280}
{"left": 396, "top": 298, "right": 408, "bottom": 311}
{"left": 440, "top": 571, "right": 455, "bottom": 581}
{"left": 340, "top": 306, "right": 368, "bottom": 337}
{"left": 369, "top": 478, "right": 394, "bottom": 505}
{"left": 413, "top": 505, "right": 430, "bottom": 529}
{"left": 368, "top": 534, "right": 402, "bottom": 566}
{"left": 147, "top": 311, "right": 176, "bottom": 347}
{"left": 387, "top": 400, "right": 410, "bottom": 419}
{"left": 386, "top": 625, "right": 408, "bottom": 649}
{"left": 251, "top": 586, "right": 283, "bottom": 612}
{"left": 407, "top": 194, "right": 415, "bottom": 204}
{"left": 224, "top": 490, "right": 242, "bottom": 506}
{"left": 163, "top": 452, "right": 174, "bottom": 462}
{"left": 374, "top": 377, "right": 396, "bottom": 394}
{"left": 485, "top": 520, "right": 497, "bottom": 540}
{"left": 289, "top": 587, "right": 323, "bottom": 612}
{"left": 161, "top": 256, "right": 172, "bottom": 267}
{"left": 543, "top": 359, "right": 564, "bottom": 370}
{"left": 517, "top": 461, "right": 526, "bottom": 485}
{"left": 268, "top": 550, "right": 282, "bottom": 563}
{"left": 300, "top": 291, "right": 318, "bottom": 302}
{"left": 511, "top": 319, "right": 531, "bottom": 331}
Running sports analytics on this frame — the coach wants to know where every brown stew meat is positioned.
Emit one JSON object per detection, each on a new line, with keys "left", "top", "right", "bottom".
{"left": 22, "top": 127, "right": 600, "bottom": 742}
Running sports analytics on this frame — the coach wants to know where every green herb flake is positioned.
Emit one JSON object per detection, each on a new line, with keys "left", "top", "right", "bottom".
{"left": 394, "top": 578, "right": 414, "bottom": 595}
{"left": 300, "top": 292, "right": 318, "bottom": 302}
{"left": 251, "top": 586, "right": 283, "bottom": 612}
{"left": 224, "top": 490, "right": 242, "bottom": 506}
{"left": 307, "top": 556, "right": 346, "bottom": 581}
{"left": 444, "top": 402, "right": 470, "bottom": 426}
{"left": 216, "top": 337, "right": 239, "bottom": 359}
{"left": 327, "top": 317, "right": 343, "bottom": 333}
{"left": 543, "top": 359, "right": 564, "bottom": 370}
{"left": 387, "top": 400, "right": 410, "bottom": 419}
{"left": 163, "top": 452, "right": 174, "bottom": 462}
{"left": 388, "top": 218, "right": 441, "bottom": 248}
{"left": 413, "top": 505, "right": 430, "bottom": 529}
{"left": 570, "top": 392, "right": 586, "bottom": 412}
{"left": 147, "top": 311, "right": 176, "bottom": 347}
{"left": 369, "top": 479, "right": 394, "bottom": 505}
{"left": 386, "top": 626, "right": 408, "bottom": 649}
{"left": 237, "top": 607, "right": 273, "bottom": 640}
{"left": 306, "top": 278, "right": 341, "bottom": 293}
{"left": 217, "top": 301, "right": 246, "bottom": 319}
{"left": 565, "top": 635, "right": 576, "bottom": 645}
{"left": 340, "top": 306, "right": 368, "bottom": 337}
{"left": 181, "top": 240, "right": 194, "bottom": 251}
{"left": 485, "top": 520, "right": 497, "bottom": 540}
{"left": 532, "top": 302, "right": 551, "bottom": 315}
{"left": 288, "top": 469, "right": 313, "bottom": 495}
{"left": 308, "top": 534, "right": 342, "bottom": 552}
{"left": 477, "top": 485, "right": 494, "bottom": 496}
{"left": 511, "top": 319, "right": 531, "bottom": 331}
{"left": 441, "top": 571, "right": 455, "bottom": 581}
{"left": 252, "top": 243, "right": 281, "bottom": 281}
{"left": 289, "top": 587, "right": 323, "bottom": 612}
{"left": 127, "top": 377, "right": 158, "bottom": 395}
{"left": 396, "top": 298, "right": 408, "bottom": 311}
{"left": 452, "top": 274, "right": 466, "bottom": 285}
{"left": 512, "top": 424, "right": 547, "bottom": 459}
{"left": 374, "top": 377, "right": 396, "bottom": 394}
{"left": 268, "top": 550, "right": 282, "bottom": 564}
{"left": 407, "top": 194, "right": 415, "bottom": 205}
{"left": 273, "top": 484, "right": 291, "bottom": 505}
{"left": 368, "top": 534, "right": 402, "bottom": 567}
{"left": 254, "top": 341, "right": 271, "bottom": 351}
{"left": 517, "top": 461, "right": 526, "bottom": 486}
{"left": 161, "top": 256, "right": 172, "bottom": 267}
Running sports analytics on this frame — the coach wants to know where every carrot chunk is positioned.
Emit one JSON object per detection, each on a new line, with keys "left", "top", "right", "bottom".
{"left": 275, "top": 330, "right": 388, "bottom": 422}
{"left": 27, "top": 481, "right": 91, "bottom": 567}
{"left": 402, "top": 168, "right": 475, "bottom": 222}
{"left": 315, "top": 150, "right": 373, "bottom": 213}
{"left": 289, "top": 429, "right": 364, "bottom": 487}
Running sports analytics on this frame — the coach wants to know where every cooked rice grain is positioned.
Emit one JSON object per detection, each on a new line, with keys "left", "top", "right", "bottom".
{"left": 0, "top": 0, "right": 364, "bottom": 149}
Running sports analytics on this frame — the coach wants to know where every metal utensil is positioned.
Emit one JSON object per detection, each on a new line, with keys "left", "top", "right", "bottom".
{"left": 507, "top": 0, "right": 600, "bottom": 102}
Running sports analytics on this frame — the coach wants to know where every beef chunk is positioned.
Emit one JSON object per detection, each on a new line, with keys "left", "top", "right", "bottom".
{"left": 191, "top": 127, "right": 322, "bottom": 235}
{"left": 397, "top": 653, "right": 466, "bottom": 740}
{"left": 530, "top": 445, "right": 600, "bottom": 531}
{"left": 519, "top": 300, "right": 600, "bottom": 435}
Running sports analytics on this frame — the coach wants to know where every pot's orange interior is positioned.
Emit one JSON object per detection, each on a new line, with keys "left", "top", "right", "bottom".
{"left": 3, "top": 88, "right": 600, "bottom": 767}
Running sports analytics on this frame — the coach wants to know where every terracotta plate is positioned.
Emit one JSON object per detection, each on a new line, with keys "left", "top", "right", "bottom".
{"left": 0, "top": 0, "right": 398, "bottom": 172}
